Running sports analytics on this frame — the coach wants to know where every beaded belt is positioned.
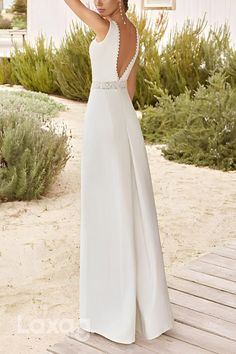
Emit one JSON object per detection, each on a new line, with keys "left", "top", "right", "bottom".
{"left": 91, "top": 80, "right": 127, "bottom": 90}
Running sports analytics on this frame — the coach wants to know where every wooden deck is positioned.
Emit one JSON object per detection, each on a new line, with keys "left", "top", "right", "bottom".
{"left": 47, "top": 239, "right": 236, "bottom": 354}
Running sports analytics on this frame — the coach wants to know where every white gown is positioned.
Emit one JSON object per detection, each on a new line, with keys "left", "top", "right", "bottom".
{"left": 79, "top": 18, "right": 174, "bottom": 344}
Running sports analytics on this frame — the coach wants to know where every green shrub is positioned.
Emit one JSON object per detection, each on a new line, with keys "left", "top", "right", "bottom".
{"left": 128, "top": 11, "right": 233, "bottom": 109}
{"left": 0, "top": 58, "right": 18, "bottom": 85}
{"left": 11, "top": 13, "right": 27, "bottom": 29}
{"left": 201, "top": 23, "right": 231, "bottom": 74}
{"left": 129, "top": 7, "right": 168, "bottom": 109}
{"left": 53, "top": 21, "right": 94, "bottom": 101}
{"left": 163, "top": 72, "right": 236, "bottom": 171}
{"left": 0, "top": 91, "right": 71, "bottom": 202}
{"left": 0, "top": 90, "right": 67, "bottom": 122}
{"left": 10, "top": 34, "right": 58, "bottom": 94}
{"left": 12, "top": 0, "right": 27, "bottom": 14}
{"left": 160, "top": 15, "right": 231, "bottom": 97}
{"left": 140, "top": 82, "right": 190, "bottom": 144}
{"left": 141, "top": 71, "right": 236, "bottom": 171}
{"left": 226, "top": 51, "right": 236, "bottom": 86}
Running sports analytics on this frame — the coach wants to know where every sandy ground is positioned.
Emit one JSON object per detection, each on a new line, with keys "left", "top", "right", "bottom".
{"left": 0, "top": 86, "right": 236, "bottom": 353}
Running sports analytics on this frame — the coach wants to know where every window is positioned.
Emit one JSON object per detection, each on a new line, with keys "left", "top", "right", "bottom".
{"left": 142, "top": 0, "right": 176, "bottom": 10}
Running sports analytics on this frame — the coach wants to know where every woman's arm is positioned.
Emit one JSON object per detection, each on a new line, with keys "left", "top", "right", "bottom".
{"left": 64, "top": 0, "right": 108, "bottom": 37}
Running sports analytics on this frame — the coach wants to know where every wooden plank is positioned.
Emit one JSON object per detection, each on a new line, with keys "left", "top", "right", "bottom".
{"left": 197, "top": 253, "right": 236, "bottom": 270}
{"left": 212, "top": 247, "right": 236, "bottom": 260}
{"left": 47, "top": 337, "right": 104, "bottom": 353}
{"left": 167, "top": 275, "right": 236, "bottom": 308}
{"left": 169, "top": 288, "right": 236, "bottom": 323}
{"left": 47, "top": 331, "right": 215, "bottom": 354}
{"left": 67, "top": 331, "right": 158, "bottom": 354}
{"left": 225, "top": 239, "right": 236, "bottom": 248}
{"left": 173, "top": 268, "right": 236, "bottom": 294}
{"left": 68, "top": 329, "right": 214, "bottom": 354}
{"left": 47, "top": 241, "right": 236, "bottom": 353}
{"left": 225, "top": 243, "right": 236, "bottom": 251}
{"left": 172, "top": 303, "right": 236, "bottom": 341}
{"left": 135, "top": 333, "right": 214, "bottom": 354}
{"left": 165, "top": 321, "right": 236, "bottom": 354}
{"left": 186, "top": 259, "right": 236, "bottom": 282}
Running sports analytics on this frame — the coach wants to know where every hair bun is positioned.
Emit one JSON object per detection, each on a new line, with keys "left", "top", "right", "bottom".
{"left": 123, "top": 0, "right": 129, "bottom": 12}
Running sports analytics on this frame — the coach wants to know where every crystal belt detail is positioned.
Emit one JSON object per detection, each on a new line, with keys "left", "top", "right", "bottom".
{"left": 91, "top": 80, "right": 127, "bottom": 90}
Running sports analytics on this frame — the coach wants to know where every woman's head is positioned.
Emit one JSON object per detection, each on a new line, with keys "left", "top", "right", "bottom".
{"left": 93, "top": 0, "right": 129, "bottom": 17}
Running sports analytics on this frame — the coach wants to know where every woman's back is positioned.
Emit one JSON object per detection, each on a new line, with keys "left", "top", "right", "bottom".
{"left": 114, "top": 19, "right": 139, "bottom": 80}
{"left": 89, "top": 19, "right": 139, "bottom": 83}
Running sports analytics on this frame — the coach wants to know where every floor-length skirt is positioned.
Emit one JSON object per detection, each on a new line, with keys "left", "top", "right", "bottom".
{"left": 79, "top": 86, "right": 174, "bottom": 344}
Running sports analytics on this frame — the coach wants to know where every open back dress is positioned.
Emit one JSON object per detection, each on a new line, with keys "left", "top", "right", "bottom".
{"left": 79, "top": 18, "right": 174, "bottom": 344}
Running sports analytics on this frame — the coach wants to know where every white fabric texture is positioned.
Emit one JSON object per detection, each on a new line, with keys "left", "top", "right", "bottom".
{"left": 79, "top": 18, "right": 174, "bottom": 344}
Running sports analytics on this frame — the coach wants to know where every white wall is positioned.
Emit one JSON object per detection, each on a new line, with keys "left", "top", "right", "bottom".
{"left": 27, "top": 0, "right": 236, "bottom": 48}
{"left": 27, "top": 0, "right": 78, "bottom": 47}
{"left": 27, "top": 0, "right": 141, "bottom": 47}
{"left": 145, "top": 0, "right": 236, "bottom": 48}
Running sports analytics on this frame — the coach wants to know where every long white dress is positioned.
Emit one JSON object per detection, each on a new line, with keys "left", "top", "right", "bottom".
{"left": 79, "top": 18, "right": 174, "bottom": 344}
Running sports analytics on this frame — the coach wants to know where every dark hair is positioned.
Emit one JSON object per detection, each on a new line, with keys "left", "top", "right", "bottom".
{"left": 123, "top": 0, "right": 128, "bottom": 12}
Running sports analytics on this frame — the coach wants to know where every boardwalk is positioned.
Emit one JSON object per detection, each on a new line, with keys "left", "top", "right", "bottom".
{"left": 47, "top": 239, "right": 236, "bottom": 354}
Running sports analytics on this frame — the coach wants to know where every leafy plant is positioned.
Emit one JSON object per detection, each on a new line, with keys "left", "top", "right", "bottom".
{"left": 0, "top": 90, "right": 67, "bottom": 122}
{"left": 53, "top": 21, "right": 94, "bottom": 101}
{"left": 0, "top": 58, "right": 18, "bottom": 85}
{"left": 160, "top": 14, "right": 232, "bottom": 97}
{"left": 0, "top": 91, "right": 71, "bottom": 202}
{"left": 10, "top": 34, "right": 58, "bottom": 94}
{"left": 141, "top": 71, "right": 236, "bottom": 171}
{"left": 11, "top": 13, "right": 27, "bottom": 29}
{"left": 12, "top": 0, "right": 27, "bottom": 14}
{"left": 141, "top": 83, "right": 189, "bottom": 143}
{"left": 129, "top": 7, "right": 168, "bottom": 109}
{"left": 226, "top": 51, "right": 236, "bottom": 86}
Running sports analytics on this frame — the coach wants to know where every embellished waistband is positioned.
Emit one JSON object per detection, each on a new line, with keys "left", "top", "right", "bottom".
{"left": 91, "top": 80, "right": 127, "bottom": 90}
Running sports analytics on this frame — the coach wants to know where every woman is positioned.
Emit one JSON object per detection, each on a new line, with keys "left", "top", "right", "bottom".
{"left": 64, "top": 0, "right": 175, "bottom": 344}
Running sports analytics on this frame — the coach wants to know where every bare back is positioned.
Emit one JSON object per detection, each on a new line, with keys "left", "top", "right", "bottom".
{"left": 113, "top": 20, "right": 138, "bottom": 81}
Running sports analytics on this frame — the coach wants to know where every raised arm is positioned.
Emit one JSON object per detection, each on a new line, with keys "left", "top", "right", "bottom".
{"left": 64, "top": 0, "right": 109, "bottom": 37}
